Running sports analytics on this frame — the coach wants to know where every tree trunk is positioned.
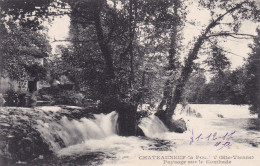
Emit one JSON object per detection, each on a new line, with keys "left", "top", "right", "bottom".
{"left": 155, "top": 35, "right": 205, "bottom": 132}
{"left": 156, "top": 0, "right": 180, "bottom": 117}
{"left": 257, "top": 47, "right": 260, "bottom": 119}
{"left": 167, "top": 35, "right": 205, "bottom": 117}
{"left": 128, "top": 0, "right": 134, "bottom": 88}
{"left": 92, "top": 1, "right": 140, "bottom": 136}
{"left": 93, "top": 5, "right": 119, "bottom": 113}
{"left": 93, "top": 10, "right": 115, "bottom": 79}
{"left": 158, "top": 80, "right": 171, "bottom": 110}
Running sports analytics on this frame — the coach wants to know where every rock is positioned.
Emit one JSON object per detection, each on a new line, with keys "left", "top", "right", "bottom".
{"left": 170, "top": 119, "right": 187, "bottom": 133}
{"left": 136, "top": 126, "right": 145, "bottom": 137}
{"left": 155, "top": 110, "right": 187, "bottom": 133}
{"left": 196, "top": 112, "right": 202, "bottom": 118}
{"left": 217, "top": 114, "right": 224, "bottom": 118}
{"left": 0, "top": 94, "right": 6, "bottom": 106}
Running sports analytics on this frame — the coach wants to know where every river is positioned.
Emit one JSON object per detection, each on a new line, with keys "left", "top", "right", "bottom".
{"left": 0, "top": 104, "right": 259, "bottom": 166}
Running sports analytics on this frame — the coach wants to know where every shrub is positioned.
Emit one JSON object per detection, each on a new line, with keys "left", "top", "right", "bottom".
{"left": 38, "top": 86, "right": 85, "bottom": 106}
{"left": 3, "top": 89, "right": 19, "bottom": 106}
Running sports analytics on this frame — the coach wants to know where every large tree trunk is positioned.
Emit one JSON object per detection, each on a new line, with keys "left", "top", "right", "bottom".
{"left": 157, "top": 0, "right": 180, "bottom": 111}
{"left": 92, "top": 0, "right": 140, "bottom": 136}
{"left": 93, "top": 11, "right": 115, "bottom": 80}
{"left": 156, "top": 0, "right": 181, "bottom": 130}
{"left": 158, "top": 80, "right": 171, "bottom": 110}
{"left": 117, "top": 0, "right": 142, "bottom": 136}
{"left": 156, "top": 35, "right": 205, "bottom": 131}
{"left": 257, "top": 47, "right": 260, "bottom": 119}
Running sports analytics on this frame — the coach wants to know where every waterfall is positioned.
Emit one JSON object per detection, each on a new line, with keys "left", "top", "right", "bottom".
{"left": 139, "top": 115, "right": 168, "bottom": 138}
{"left": 1, "top": 106, "right": 170, "bottom": 155}
{"left": 36, "top": 110, "right": 170, "bottom": 152}
{"left": 35, "top": 111, "right": 118, "bottom": 152}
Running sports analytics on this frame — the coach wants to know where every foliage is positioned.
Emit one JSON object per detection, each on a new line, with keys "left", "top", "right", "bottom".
{"left": 245, "top": 28, "right": 260, "bottom": 116}
{"left": 0, "top": 0, "right": 67, "bottom": 30}
{"left": 0, "top": 21, "right": 51, "bottom": 80}
{"left": 3, "top": 89, "right": 19, "bottom": 106}
{"left": 54, "top": 0, "right": 185, "bottom": 108}
{"left": 38, "top": 85, "right": 85, "bottom": 106}
{"left": 193, "top": 67, "right": 249, "bottom": 105}
{"left": 2, "top": 89, "right": 34, "bottom": 107}
{"left": 205, "top": 44, "right": 231, "bottom": 76}
{"left": 0, "top": 0, "right": 259, "bottom": 124}
{"left": 183, "top": 69, "right": 207, "bottom": 103}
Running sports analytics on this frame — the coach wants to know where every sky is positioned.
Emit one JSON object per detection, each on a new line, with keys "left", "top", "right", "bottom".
{"left": 183, "top": 2, "right": 259, "bottom": 70}
{"left": 46, "top": 15, "right": 70, "bottom": 55}
{"left": 46, "top": 1, "right": 259, "bottom": 69}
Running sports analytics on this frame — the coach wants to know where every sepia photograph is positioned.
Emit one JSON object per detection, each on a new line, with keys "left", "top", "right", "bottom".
{"left": 0, "top": 0, "right": 260, "bottom": 165}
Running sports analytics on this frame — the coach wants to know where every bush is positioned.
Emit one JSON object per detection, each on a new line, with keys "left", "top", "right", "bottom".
{"left": 3, "top": 90, "right": 33, "bottom": 107}
{"left": 3, "top": 89, "right": 19, "bottom": 106}
{"left": 55, "top": 90, "right": 84, "bottom": 105}
{"left": 38, "top": 86, "right": 85, "bottom": 106}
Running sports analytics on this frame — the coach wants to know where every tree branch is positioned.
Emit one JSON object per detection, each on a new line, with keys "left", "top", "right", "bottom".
{"left": 165, "top": 1, "right": 250, "bottom": 115}
{"left": 28, "top": 12, "right": 72, "bottom": 17}
{"left": 206, "top": 32, "right": 257, "bottom": 39}
{"left": 105, "top": 2, "right": 118, "bottom": 44}
{"left": 51, "top": 38, "right": 97, "bottom": 43}
{"left": 207, "top": 39, "right": 246, "bottom": 59}
{"left": 203, "top": 1, "right": 248, "bottom": 35}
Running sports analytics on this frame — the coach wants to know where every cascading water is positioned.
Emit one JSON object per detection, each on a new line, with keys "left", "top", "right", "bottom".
{"left": 139, "top": 114, "right": 169, "bottom": 138}
{"left": 0, "top": 105, "right": 169, "bottom": 156}
{"left": 1, "top": 105, "right": 260, "bottom": 166}
{"left": 35, "top": 111, "right": 119, "bottom": 152}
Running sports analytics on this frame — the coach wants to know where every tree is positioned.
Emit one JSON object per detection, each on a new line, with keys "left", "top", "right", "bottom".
{"left": 156, "top": 0, "right": 259, "bottom": 127}
{"left": 0, "top": 0, "right": 54, "bottom": 30}
{"left": 57, "top": 0, "right": 187, "bottom": 134}
{"left": 245, "top": 28, "right": 260, "bottom": 118}
{"left": 205, "top": 43, "right": 231, "bottom": 77}
{"left": 0, "top": 21, "right": 51, "bottom": 81}
{"left": 57, "top": 0, "right": 147, "bottom": 135}
{"left": 198, "top": 69, "right": 248, "bottom": 104}
{"left": 183, "top": 69, "right": 206, "bottom": 104}
{"left": 1, "top": 0, "right": 259, "bottom": 134}
{"left": 0, "top": 0, "right": 53, "bottom": 91}
{"left": 154, "top": 0, "right": 185, "bottom": 111}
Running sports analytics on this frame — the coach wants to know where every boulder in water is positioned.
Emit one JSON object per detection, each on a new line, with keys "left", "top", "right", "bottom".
{"left": 155, "top": 110, "right": 187, "bottom": 133}
{"left": 170, "top": 119, "right": 187, "bottom": 133}
{"left": 196, "top": 112, "right": 202, "bottom": 118}
{"left": 117, "top": 102, "right": 137, "bottom": 136}
{"left": 217, "top": 114, "right": 224, "bottom": 118}
{"left": 136, "top": 126, "right": 145, "bottom": 137}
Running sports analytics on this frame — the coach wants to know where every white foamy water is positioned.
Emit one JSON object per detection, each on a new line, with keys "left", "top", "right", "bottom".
{"left": 102, "top": 104, "right": 260, "bottom": 166}
{"left": 1, "top": 104, "right": 259, "bottom": 166}
{"left": 139, "top": 114, "right": 169, "bottom": 138}
{"left": 35, "top": 111, "right": 118, "bottom": 151}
